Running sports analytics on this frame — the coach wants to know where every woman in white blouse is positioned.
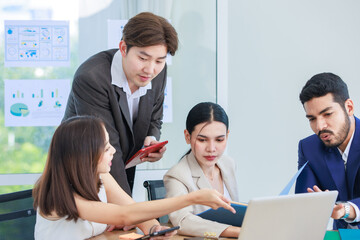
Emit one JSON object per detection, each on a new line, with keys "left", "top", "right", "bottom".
{"left": 33, "top": 116, "right": 235, "bottom": 240}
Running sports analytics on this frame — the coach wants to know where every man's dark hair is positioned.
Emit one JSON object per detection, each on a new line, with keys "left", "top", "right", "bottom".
{"left": 122, "top": 12, "right": 178, "bottom": 56}
{"left": 299, "top": 72, "right": 349, "bottom": 106}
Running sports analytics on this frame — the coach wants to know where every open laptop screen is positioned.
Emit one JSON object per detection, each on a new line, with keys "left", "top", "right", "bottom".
{"left": 238, "top": 191, "right": 338, "bottom": 240}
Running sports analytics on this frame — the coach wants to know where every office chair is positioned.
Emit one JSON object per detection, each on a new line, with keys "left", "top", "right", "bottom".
{"left": 143, "top": 180, "right": 169, "bottom": 224}
{"left": 0, "top": 189, "right": 36, "bottom": 240}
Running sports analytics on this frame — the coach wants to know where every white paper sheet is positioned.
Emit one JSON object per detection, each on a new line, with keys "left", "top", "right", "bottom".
{"left": 163, "top": 77, "right": 173, "bottom": 123}
{"left": 107, "top": 19, "right": 128, "bottom": 49}
{"left": 4, "top": 20, "right": 70, "bottom": 67}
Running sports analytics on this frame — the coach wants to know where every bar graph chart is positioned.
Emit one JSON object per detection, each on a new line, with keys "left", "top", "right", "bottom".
{"left": 4, "top": 79, "right": 71, "bottom": 126}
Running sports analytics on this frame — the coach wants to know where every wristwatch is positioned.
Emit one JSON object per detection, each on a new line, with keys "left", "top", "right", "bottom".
{"left": 336, "top": 201, "right": 350, "bottom": 219}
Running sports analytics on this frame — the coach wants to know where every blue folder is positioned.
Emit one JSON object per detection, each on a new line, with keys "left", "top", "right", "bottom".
{"left": 338, "top": 229, "right": 360, "bottom": 240}
{"left": 197, "top": 162, "right": 308, "bottom": 227}
{"left": 197, "top": 201, "right": 247, "bottom": 227}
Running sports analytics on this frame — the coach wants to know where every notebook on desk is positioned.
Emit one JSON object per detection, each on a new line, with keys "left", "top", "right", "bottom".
{"left": 238, "top": 191, "right": 338, "bottom": 240}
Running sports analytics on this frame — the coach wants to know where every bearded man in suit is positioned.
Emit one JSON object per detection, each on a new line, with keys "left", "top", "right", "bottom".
{"left": 295, "top": 72, "right": 360, "bottom": 229}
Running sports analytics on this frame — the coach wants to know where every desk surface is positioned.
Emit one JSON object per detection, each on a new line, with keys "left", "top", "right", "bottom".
{"left": 89, "top": 229, "right": 230, "bottom": 240}
{"left": 89, "top": 230, "right": 340, "bottom": 240}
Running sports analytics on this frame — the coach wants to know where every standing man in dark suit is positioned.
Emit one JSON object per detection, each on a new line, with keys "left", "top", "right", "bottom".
{"left": 63, "top": 12, "right": 178, "bottom": 196}
{"left": 295, "top": 73, "right": 360, "bottom": 229}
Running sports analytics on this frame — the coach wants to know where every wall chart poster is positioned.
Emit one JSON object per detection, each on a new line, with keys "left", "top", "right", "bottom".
{"left": 4, "top": 79, "right": 71, "bottom": 127}
{"left": 4, "top": 20, "right": 70, "bottom": 67}
{"left": 107, "top": 19, "right": 128, "bottom": 50}
{"left": 163, "top": 77, "right": 173, "bottom": 123}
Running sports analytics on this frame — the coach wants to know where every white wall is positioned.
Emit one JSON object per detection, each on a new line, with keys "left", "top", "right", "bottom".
{"left": 226, "top": 0, "right": 360, "bottom": 201}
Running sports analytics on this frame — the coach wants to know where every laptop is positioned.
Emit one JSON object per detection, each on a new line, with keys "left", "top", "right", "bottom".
{"left": 238, "top": 191, "right": 338, "bottom": 240}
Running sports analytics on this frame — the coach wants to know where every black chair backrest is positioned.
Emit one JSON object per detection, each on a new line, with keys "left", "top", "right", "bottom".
{"left": 143, "top": 180, "right": 169, "bottom": 223}
{"left": 143, "top": 180, "right": 166, "bottom": 201}
{"left": 0, "top": 189, "right": 36, "bottom": 240}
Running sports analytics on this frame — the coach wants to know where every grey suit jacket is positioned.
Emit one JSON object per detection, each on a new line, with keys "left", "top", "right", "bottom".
{"left": 163, "top": 152, "right": 239, "bottom": 237}
{"left": 63, "top": 49, "right": 167, "bottom": 195}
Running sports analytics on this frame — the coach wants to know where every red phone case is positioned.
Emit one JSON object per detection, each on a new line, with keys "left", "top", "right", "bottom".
{"left": 125, "top": 140, "right": 168, "bottom": 169}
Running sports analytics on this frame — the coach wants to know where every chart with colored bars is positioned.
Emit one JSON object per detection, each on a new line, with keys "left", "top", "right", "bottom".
{"left": 4, "top": 20, "right": 70, "bottom": 67}
{"left": 4, "top": 79, "right": 71, "bottom": 126}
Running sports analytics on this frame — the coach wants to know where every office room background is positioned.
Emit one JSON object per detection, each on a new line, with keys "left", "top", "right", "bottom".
{"left": 1, "top": 0, "right": 360, "bottom": 203}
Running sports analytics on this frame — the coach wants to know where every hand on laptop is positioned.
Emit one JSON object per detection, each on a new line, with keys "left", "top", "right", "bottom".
{"left": 331, "top": 204, "right": 349, "bottom": 219}
{"left": 307, "top": 185, "right": 355, "bottom": 220}
{"left": 306, "top": 185, "right": 328, "bottom": 193}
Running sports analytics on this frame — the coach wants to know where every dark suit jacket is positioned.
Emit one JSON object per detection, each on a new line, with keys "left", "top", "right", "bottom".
{"left": 63, "top": 49, "right": 167, "bottom": 195}
{"left": 295, "top": 116, "right": 360, "bottom": 229}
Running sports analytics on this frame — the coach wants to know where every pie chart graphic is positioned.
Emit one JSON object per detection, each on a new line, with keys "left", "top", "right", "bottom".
{"left": 10, "top": 103, "right": 30, "bottom": 117}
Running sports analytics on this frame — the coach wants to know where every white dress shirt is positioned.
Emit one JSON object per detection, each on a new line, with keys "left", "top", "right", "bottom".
{"left": 337, "top": 131, "right": 360, "bottom": 225}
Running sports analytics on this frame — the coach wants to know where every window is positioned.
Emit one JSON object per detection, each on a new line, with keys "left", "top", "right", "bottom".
{"left": 0, "top": 0, "right": 218, "bottom": 194}
{"left": 0, "top": 0, "right": 79, "bottom": 193}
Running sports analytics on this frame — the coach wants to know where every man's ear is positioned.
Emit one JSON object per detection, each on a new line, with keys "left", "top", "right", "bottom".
{"left": 119, "top": 40, "right": 127, "bottom": 57}
{"left": 184, "top": 130, "right": 191, "bottom": 144}
{"left": 345, "top": 99, "right": 354, "bottom": 116}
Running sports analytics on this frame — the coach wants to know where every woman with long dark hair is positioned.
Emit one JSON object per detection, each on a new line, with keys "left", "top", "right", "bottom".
{"left": 33, "top": 115, "right": 235, "bottom": 240}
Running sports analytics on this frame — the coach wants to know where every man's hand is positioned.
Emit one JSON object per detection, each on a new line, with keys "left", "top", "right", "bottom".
{"left": 306, "top": 185, "right": 328, "bottom": 193}
{"left": 307, "top": 185, "right": 355, "bottom": 220}
{"left": 141, "top": 137, "right": 166, "bottom": 163}
{"left": 332, "top": 204, "right": 347, "bottom": 219}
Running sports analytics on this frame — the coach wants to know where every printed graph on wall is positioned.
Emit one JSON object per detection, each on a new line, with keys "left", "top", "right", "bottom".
{"left": 4, "top": 79, "right": 71, "bottom": 126}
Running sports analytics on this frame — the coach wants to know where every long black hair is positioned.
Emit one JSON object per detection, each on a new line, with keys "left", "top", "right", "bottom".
{"left": 184, "top": 102, "right": 229, "bottom": 156}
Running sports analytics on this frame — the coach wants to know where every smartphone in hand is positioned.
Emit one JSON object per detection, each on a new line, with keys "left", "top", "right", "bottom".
{"left": 135, "top": 226, "right": 180, "bottom": 240}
